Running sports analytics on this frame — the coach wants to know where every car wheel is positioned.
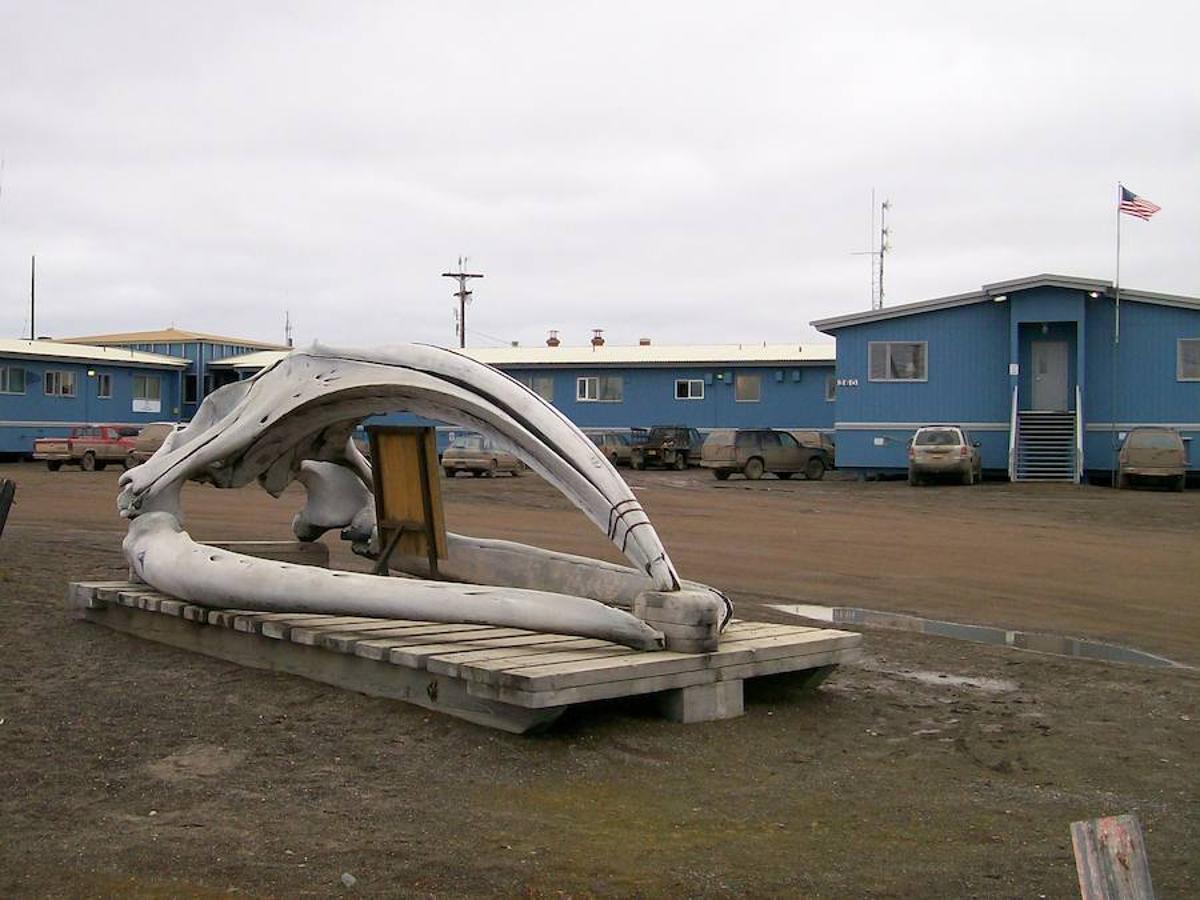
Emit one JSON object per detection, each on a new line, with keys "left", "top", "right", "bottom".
{"left": 443, "top": 468, "right": 455, "bottom": 478}
{"left": 805, "top": 457, "right": 826, "bottom": 481}
{"left": 1117, "top": 472, "right": 1128, "bottom": 489}
{"left": 512, "top": 461, "right": 525, "bottom": 477}
{"left": 743, "top": 457, "right": 765, "bottom": 480}
{"left": 487, "top": 459, "right": 498, "bottom": 477}
{"left": 672, "top": 453, "right": 687, "bottom": 471}
{"left": 961, "top": 467, "right": 973, "bottom": 485}
{"left": 1175, "top": 474, "right": 1186, "bottom": 492}
{"left": 47, "top": 460, "right": 63, "bottom": 472}
{"left": 632, "top": 458, "right": 645, "bottom": 470}
{"left": 713, "top": 470, "right": 731, "bottom": 481}
{"left": 80, "top": 451, "right": 97, "bottom": 472}
{"left": 908, "top": 470, "right": 919, "bottom": 486}
{"left": 777, "top": 472, "right": 794, "bottom": 480}
{"left": 608, "top": 452, "right": 620, "bottom": 467}
{"left": 123, "top": 453, "right": 137, "bottom": 470}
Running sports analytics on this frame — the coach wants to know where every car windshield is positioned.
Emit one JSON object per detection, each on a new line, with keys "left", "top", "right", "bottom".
{"left": 648, "top": 428, "right": 683, "bottom": 442}
{"left": 451, "top": 436, "right": 485, "bottom": 451}
{"left": 1126, "top": 431, "right": 1180, "bottom": 450}
{"left": 915, "top": 429, "right": 961, "bottom": 446}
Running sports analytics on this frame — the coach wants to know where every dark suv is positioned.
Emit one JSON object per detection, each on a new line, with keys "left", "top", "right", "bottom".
{"left": 630, "top": 426, "right": 705, "bottom": 470}
{"left": 701, "top": 428, "right": 832, "bottom": 480}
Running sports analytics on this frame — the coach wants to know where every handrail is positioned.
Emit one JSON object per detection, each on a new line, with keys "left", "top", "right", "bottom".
{"left": 1008, "top": 384, "right": 1019, "bottom": 481}
{"left": 1075, "top": 384, "right": 1084, "bottom": 484}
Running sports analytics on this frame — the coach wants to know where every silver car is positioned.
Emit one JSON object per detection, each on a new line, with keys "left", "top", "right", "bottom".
{"left": 908, "top": 425, "right": 982, "bottom": 485}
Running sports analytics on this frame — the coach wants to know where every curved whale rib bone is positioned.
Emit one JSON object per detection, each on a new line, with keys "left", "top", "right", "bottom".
{"left": 117, "top": 343, "right": 729, "bottom": 650}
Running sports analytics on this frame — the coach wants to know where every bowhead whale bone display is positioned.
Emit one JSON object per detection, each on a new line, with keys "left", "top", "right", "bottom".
{"left": 118, "top": 344, "right": 731, "bottom": 651}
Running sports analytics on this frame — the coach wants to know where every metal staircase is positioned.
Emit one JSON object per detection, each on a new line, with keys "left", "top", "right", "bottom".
{"left": 1014, "top": 410, "right": 1077, "bottom": 481}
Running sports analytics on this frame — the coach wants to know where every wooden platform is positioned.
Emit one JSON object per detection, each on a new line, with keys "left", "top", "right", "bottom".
{"left": 67, "top": 581, "right": 864, "bottom": 733}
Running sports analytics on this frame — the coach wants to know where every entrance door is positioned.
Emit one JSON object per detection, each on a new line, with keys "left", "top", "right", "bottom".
{"left": 1031, "top": 341, "right": 1069, "bottom": 410}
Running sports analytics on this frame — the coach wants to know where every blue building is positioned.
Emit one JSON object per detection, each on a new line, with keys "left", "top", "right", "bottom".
{"left": 0, "top": 338, "right": 189, "bottom": 456}
{"left": 812, "top": 274, "right": 1200, "bottom": 481}
{"left": 209, "top": 342, "right": 839, "bottom": 438}
{"left": 61, "top": 328, "right": 288, "bottom": 419}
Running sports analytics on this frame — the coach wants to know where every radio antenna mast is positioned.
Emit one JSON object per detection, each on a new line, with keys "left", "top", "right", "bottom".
{"left": 851, "top": 191, "right": 891, "bottom": 309}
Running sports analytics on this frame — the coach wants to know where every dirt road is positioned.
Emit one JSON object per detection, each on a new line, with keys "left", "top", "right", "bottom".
{"left": 1, "top": 463, "right": 1197, "bottom": 896}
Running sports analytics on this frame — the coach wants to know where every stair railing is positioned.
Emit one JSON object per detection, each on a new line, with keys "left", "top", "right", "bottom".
{"left": 1075, "top": 384, "right": 1084, "bottom": 484}
{"left": 1008, "top": 384, "right": 1019, "bottom": 482}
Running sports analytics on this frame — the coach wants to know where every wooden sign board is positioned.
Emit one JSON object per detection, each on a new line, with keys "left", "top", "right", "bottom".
{"left": 366, "top": 427, "right": 447, "bottom": 571}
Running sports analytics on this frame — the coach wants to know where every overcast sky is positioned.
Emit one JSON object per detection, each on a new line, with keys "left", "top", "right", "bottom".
{"left": 1, "top": 1, "right": 1197, "bottom": 350}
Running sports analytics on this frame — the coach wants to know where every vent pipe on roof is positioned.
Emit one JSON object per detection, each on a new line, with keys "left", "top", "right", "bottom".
{"left": 591, "top": 329, "right": 605, "bottom": 349}
{"left": 546, "top": 329, "right": 560, "bottom": 347}
{"left": 638, "top": 337, "right": 651, "bottom": 346}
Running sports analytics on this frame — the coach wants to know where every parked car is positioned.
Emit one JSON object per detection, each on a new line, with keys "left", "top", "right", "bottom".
{"left": 441, "top": 435, "right": 526, "bottom": 477}
{"left": 587, "top": 430, "right": 634, "bottom": 467}
{"left": 907, "top": 425, "right": 982, "bottom": 485}
{"left": 33, "top": 425, "right": 140, "bottom": 471}
{"left": 127, "top": 422, "right": 182, "bottom": 466}
{"left": 787, "top": 429, "right": 837, "bottom": 465}
{"left": 1118, "top": 427, "right": 1188, "bottom": 491}
{"left": 701, "top": 428, "right": 832, "bottom": 481}
{"left": 630, "top": 425, "right": 705, "bottom": 470}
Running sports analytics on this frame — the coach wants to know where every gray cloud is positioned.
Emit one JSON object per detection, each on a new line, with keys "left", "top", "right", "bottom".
{"left": 2, "top": 1, "right": 1197, "bottom": 349}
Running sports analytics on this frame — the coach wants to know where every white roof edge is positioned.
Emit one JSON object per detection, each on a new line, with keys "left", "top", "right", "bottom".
{"left": 211, "top": 344, "right": 837, "bottom": 369}
{"left": 812, "top": 275, "right": 1200, "bottom": 332}
{"left": 0, "top": 338, "right": 189, "bottom": 368}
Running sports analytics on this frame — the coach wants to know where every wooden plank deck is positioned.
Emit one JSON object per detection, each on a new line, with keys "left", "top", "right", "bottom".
{"left": 67, "top": 581, "right": 864, "bottom": 733}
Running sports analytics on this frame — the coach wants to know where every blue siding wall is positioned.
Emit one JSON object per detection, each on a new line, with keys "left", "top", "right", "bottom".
{"left": 1083, "top": 299, "right": 1200, "bottom": 471}
{"left": 504, "top": 364, "right": 834, "bottom": 430}
{"left": 828, "top": 300, "right": 1011, "bottom": 471}
{"left": 0, "top": 357, "right": 182, "bottom": 454}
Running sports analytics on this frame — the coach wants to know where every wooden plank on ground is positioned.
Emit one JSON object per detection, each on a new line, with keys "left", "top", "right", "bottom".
{"left": 468, "top": 646, "right": 859, "bottom": 709}
{"left": 1071, "top": 814, "right": 1156, "bottom": 900}
{"left": 349, "top": 627, "right": 537, "bottom": 660}
{"left": 472, "top": 629, "right": 862, "bottom": 692}
{"left": 393, "top": 636, "right": 611, "bottom": 670}
{"left": 260, "top": 617, "right": 385, "bottom": 640}
{"left": 323, "top": 622, "right": 519, "bottom": 653}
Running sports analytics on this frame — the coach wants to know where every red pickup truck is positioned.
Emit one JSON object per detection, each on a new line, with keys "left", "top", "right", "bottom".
{"left": 33, "top": 425, "right": 140, "bottom": 471}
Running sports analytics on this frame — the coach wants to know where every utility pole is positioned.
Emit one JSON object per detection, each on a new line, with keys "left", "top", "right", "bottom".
{"left": 284, "top": 309, "right": 294, "bottom": 347}
{"left": 441, "top": 257, "right": 484, "bottom": 348}
{"left": 29, "top": 255, "right": 35, "bottom": 340}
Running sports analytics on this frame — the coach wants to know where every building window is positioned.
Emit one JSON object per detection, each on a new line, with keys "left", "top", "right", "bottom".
{"left": 95, "top": 373, "right": 112, "bottom": 398}
{"left": 516, "top": 374, "right": 554, "bottom": 402}
{"left": 869, "top": 341, "right": 927, "bottom": 382}
{"left": 734, "top": 373, "right": 761, "bottom": 402}
{"left": 44, "top": 370, "right": 77, "bottom": 397}
{"left": 184, "top": 375, "right": 199, "bottom": 403}
{"left": 1179, "top": 338, "right": 1200, "bottom": 381}
{"left": 133, "top": 374, "right": 162, "bottom": 413}
{"left": 0, "top": 366, "right": 26, "bottom": 394}
{"left": 576, "top": 375, "right": 623, "bottom": 402}
{"left": 825, "top": 374, "right": 836, "bottom": 402}
{"left": 674, "top": 379, "right": 704, "bottom": 400}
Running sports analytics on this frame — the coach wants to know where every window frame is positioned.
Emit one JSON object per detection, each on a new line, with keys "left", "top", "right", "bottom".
{"left": 1178, "top": 338, "right": 1200, "bottom": 381}
{"left": 96, "top": 373, "right": 113, "bottom": 399}
{"left": 674, "top": 378, "right": 704, "bottom": 400}
{"left": 734, "top": 373, "right": 761, "bottom": 403}
{"left": 824, "top": 374, "right": 836, "bottom": 402}
{"left": 44, "top": 369, "right": 77, "bottom": 398}
{"left": 576, "top": 375, "right": 623, "bottom": 403}
{"left": 0, "top": 365, "right": 26, "bottom": 395}
{"left": 133, "top": 373, "right": 162, "bottom": 402}
{"left": 868, "top": 341, "right": 928, "bottom": 383}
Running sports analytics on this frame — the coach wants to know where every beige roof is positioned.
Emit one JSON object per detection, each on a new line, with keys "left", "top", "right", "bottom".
{"left": 60, "top": 327, "right": 289, "bottom": 350}
{"left": 464, "top": 343, "right": 835, "bottom": 366}
{"left": 209, "top": 342, "right": 836, "bottom": 371}
{"left": 0, "top": 338, "right": 189, "bottom": 368}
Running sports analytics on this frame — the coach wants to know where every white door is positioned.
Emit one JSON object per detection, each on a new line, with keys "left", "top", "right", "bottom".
{"left": 1031, "top": 341, "right": 1069, "bottom": 410}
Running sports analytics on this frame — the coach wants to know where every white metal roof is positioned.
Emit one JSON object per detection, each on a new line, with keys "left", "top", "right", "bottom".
{"left": 0, "top": 338, "right": 189, "bottom": 368}
{"left": 811, "top": 274, "right": 1200, "bottom": 333}
{"left": 209, "top": 343, "right": 836, "bottom": 371}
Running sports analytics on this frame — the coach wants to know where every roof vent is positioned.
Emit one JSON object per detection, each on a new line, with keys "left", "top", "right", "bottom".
{"left": 546, "top": 330, "right": 560, "bottom": 347}
{"left": 638, "top": 337, "right": 651, "bottom": 346}
{"left": 591, "top": 329, "right": 605, "bottom": 349}
{"left": 510, "top": 340, "right": 519, "bottom": 347}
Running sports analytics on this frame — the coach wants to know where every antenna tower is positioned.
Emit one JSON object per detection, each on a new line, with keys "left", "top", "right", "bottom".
{"left": 441, "top": 256, "right": 485, "bottom": 348}
{"left": 851, "top": 192, "right": 891, "bottom": 309}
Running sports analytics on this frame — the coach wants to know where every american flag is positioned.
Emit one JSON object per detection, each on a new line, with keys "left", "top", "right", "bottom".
{"left": 1119, "top": 185, "right": 1161, "bottom": 221}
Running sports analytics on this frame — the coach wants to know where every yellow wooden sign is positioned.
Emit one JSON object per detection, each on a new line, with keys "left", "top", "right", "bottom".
{"left": 366, "top": 426, "right": 447, "bottom": 574}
